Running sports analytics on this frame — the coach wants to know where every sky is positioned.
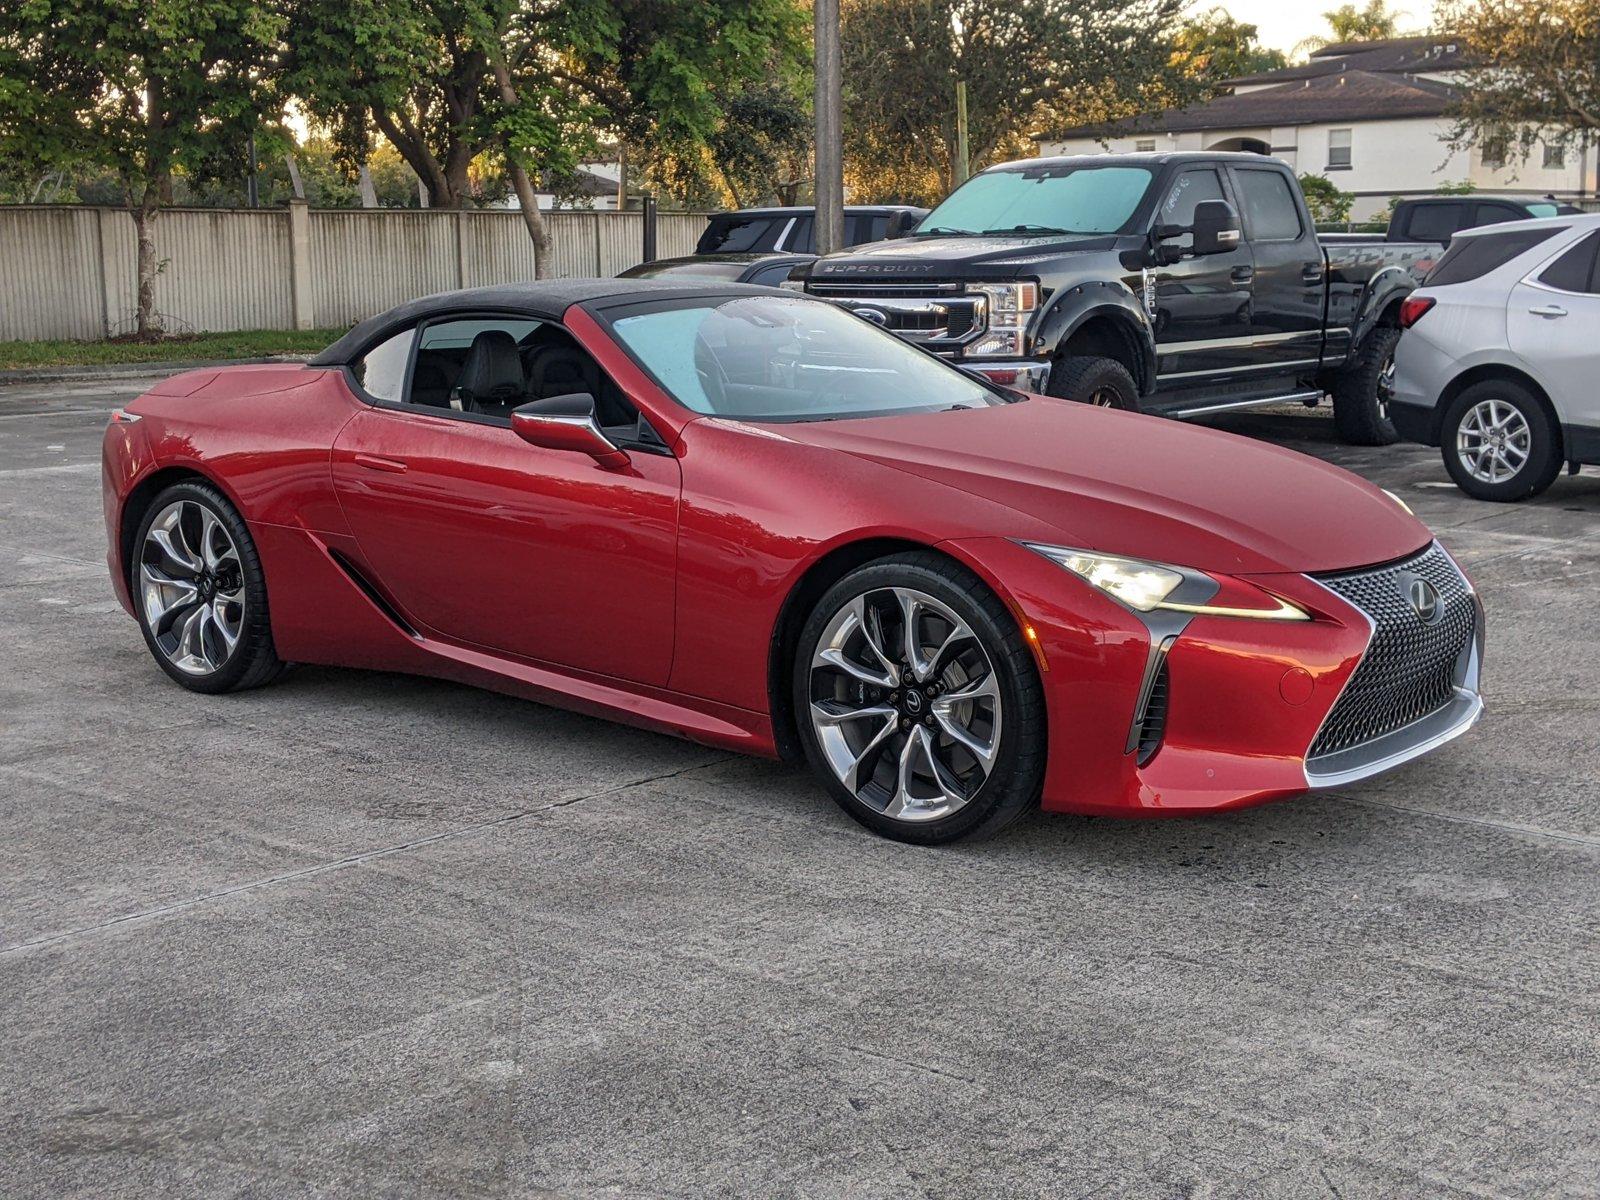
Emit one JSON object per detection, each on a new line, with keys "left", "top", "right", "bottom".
{"left": 1207, "top": 0, "right": 1440, "bottom": 56}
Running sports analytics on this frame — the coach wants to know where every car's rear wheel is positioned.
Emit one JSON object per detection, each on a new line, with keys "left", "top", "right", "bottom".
{"left": 1048, "top": 355, "right": 1139, "bottom": 411}
{"left": 1440, "top": 381, "right": 1562, "bottom": 502}
{"left": 132, "top": 481, "right": 285, "bottom": 693}
{"left": 793, "top": 552, "right": 1046, "bottom": 844}
{"left": 1331, "top": 326, "right": 1401, "bottom": 445}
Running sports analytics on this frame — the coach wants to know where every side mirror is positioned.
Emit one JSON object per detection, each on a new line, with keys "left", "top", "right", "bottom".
{"left": 1191, "top": 199, "right": 1242, "bottom": 256}
{"left": 511, "top": 393, "right": 628, "bottom": 469}
{"left": 883, "top": 211, "right": 916, "bottom": 240}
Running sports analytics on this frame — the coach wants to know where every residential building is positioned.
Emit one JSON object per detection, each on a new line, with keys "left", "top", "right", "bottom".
{"left": 1037, "top": 37, "right": 1597, "bottom": 221}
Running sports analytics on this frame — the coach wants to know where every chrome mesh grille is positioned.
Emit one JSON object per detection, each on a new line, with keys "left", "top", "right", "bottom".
{"left": 1308, "top": 544, "right": 1476, "bottom": 760}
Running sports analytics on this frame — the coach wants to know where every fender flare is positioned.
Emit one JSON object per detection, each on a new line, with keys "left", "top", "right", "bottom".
{"left": 1348, "top": 265, "right": 1415, "bottom": 355}
{"left": 1031, "top": 282, "right": 1158, "bottom": 393}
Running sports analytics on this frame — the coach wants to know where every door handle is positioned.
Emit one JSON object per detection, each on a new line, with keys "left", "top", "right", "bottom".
{"left": 1302, "top": 265, "right": 1325, "bottom": 283}
{"left": 1230, "top": 265, "right": 1255, "bottom": 284}
{"left": 1528, "top": 304, "right": 1567, "bottom": 319}
{"left": 353, "top": 453, "right": 408, "bottom": 474}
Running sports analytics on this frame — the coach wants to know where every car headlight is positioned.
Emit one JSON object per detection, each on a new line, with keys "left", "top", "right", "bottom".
{"left": 966, "top": 282, "right": 1039, "bottom": 358}
{"left": 1025, "top": 545, "right": 1310, "bottom": 621}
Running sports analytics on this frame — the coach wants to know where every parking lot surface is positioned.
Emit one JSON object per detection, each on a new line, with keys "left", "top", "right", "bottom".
{"left": 2, "top": 377, "right": 1597, "bottom": 1199}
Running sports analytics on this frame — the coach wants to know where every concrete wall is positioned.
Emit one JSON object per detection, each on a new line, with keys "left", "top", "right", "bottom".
{"left": 1041, "top": 118, "right": 1598, "bottom": 222}
{"left": 0, "top": 205, "right": 709, "bottom": 341}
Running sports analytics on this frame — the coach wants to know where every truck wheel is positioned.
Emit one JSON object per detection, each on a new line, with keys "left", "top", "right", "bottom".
{"left": 1439, "top": 381, "right": 1562, "bottom": 502}
{"left": 1332, "top": 326, "right": 1401, "bottom": 446}
{"left": 1047, "top": 356, "right": 1139, "bottom": 411}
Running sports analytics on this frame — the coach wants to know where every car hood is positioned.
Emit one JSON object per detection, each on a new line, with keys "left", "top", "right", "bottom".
{"left": 778, "top": 398, "right": 1429, "bottom": 576}
{"left": 807, "top": 233, "right": 1118, "bottom": 279}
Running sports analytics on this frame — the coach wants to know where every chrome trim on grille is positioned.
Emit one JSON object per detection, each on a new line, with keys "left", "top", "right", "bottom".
{"left": 1302, "top": 541, "right": 1483, "bottom": 787}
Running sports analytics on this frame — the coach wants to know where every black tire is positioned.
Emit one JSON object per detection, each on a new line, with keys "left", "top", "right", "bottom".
{"left": 792, "top": 551, "right": 1046, "bottom": 845}
{"left": 1439, "top": 380, "right": 1563, "bottom": 502}
{"left": 1048, "top": 355, "right": 1140, "bottom": 411}
{"left": 1332, "top": 325, "right": 1401, "bottom": 445}
{"left": 131, "top": 480, "right": 286, "bottom": 694}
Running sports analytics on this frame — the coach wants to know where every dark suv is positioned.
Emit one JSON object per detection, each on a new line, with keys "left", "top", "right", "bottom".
{"left": 695, "top": 206, "right": 928, "bottom": 255}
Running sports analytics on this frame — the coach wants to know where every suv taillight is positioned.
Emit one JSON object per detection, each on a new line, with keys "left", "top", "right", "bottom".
{"left": 1399, "top": 296, "right": 1436, "bottom": 329}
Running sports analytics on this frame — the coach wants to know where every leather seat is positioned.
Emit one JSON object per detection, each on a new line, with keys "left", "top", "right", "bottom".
{"left": 456, "top": 329, "right": 527, "bottom": 417}
{"left": 524, "top": 328, "right": 632, "bottom": 427}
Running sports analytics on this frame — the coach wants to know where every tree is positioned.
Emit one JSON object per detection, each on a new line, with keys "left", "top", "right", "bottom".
{"left": 1296, "top": 1, "right": 1404, "bottom": 53}
{"left": 841, "top": 0, "right": 1189, "bottom": 206}
{"left": 1438, "top": 0, "right": 1600, "bottom": 170}
{"left": 0, "top": 0, "right": 285, "bottom": 336}
{"left": 1171, "top": 9, "right": 1288, "bottom": 95}
{"left": 706, "top": 83, "right": 813, "bottom": 207}
{"left": 1299, "top": 173, "right": 1355, "bottom": 224}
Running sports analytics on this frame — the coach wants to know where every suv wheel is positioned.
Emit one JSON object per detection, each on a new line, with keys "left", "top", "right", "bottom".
{"left": 1331, "top": 326, "right": 1401, "bottom": 445}
{"left": 1048, "top": 356, "right": 1139, "bottom": 411}
{"left": 1440, "top": 381, "right": 1562, "bottom": 502}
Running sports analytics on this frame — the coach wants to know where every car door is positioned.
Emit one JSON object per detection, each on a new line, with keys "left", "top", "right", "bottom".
{"left": 1507, "top": 228, "right": 1600, "bottom": 425}
{"left": 329, "top": 311, "right": 681, "bottom": 686}
{"left": 1226, "top": 165, "right": 1326, "bottom": 375}
{"left": 1147, "top": 165, "right": 1257, "bottom": 385}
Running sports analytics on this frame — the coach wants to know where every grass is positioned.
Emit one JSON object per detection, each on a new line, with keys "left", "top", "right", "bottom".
{"left": 0, "top": 327, "right": 350, "bottom": 370}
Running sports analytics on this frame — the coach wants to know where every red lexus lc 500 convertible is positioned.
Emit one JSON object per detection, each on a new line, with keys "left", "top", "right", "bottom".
{"left": 103, "top": 280, "right": 1484, "bottom": 843}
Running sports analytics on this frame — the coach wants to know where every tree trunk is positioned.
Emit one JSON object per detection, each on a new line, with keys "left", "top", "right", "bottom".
{"left": 130, "top": 184, "right": 162, "bottom": 339}
{"left": 487, "top": 55, "right": 551, "bottom": 277}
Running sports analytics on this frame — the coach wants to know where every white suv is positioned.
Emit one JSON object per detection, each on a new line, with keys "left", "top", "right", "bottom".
{"left": 1390, "top": 214, "right": 1600, "bottom": 501}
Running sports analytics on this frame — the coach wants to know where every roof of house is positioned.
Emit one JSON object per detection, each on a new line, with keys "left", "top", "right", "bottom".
{"left": 1042, "top": 66, "right": 1456, "bottom": 141}
{"left": 1039, "top": 34, "right": 1468, "bottom": 142}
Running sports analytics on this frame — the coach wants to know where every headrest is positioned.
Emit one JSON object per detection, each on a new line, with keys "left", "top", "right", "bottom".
{"left": 458, "top": 329, "right": 524, "bottom": 398}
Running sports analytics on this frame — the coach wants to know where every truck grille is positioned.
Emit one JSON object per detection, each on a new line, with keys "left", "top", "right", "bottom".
{"left": 806, "top": 283, "right": 983, "bottom": 345}
{"left": 1307, "top": 544, "right": 1476, "bottom": 761}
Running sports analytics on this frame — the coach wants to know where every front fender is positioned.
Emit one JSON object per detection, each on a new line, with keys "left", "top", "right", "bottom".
{"left": 1031, "top": 282, "right": 1158, "bottom": 393}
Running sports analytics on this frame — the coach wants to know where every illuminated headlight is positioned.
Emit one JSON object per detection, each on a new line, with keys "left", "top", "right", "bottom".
{"left": 1026, "top": 545, "right": 1310, "bottom": 621}
{"left": 966, "top": 282, "right": 1039, "bottom": 357}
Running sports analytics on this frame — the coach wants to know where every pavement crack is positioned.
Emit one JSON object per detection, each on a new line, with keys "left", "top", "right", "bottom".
{"left": 841, "top": 1044, "right": 980, "bottom": 1087}
{"left": 1326, "top": 793, "right": 1600, "bottom": 849}
{"left": 0, "top": 754, "right": 735, "bottom": 956}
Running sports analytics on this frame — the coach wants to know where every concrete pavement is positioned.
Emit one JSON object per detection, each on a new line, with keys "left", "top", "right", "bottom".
{"left": 1, "top": 379, "right": 1596, "bottom": 1198}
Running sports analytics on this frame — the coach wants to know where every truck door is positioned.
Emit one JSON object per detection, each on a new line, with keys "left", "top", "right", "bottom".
{"left": 1226, "top": 165, "right": 1325, "bottom": 376}
{"left": 1147, "top": 166, "right": 1256, "bottom": 384}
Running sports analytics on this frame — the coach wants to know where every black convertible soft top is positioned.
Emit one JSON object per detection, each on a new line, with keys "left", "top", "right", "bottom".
{"left": 308, "top": 277, "right": 785, "bottom": 366}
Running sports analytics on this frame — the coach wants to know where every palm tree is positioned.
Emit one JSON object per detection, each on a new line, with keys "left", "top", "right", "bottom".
{"left": 1295, "top": 1, "right": 1406, "bottom": 56}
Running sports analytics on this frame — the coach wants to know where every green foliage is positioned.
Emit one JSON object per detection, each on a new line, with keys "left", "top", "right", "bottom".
{"left": 0, "top": 328, "right": 350, "bottom": 370}
{"left": 1298, "top": 173, "right": 1354, "bottom": 224}
{"left": 1297, "top": 1, "right": 1403, "bottom": 53}
{"left": 1438, "top": 0, "right": 1600, "bottom": 165}
{"left": 1171, "top": 8, "right": 1288, "bottom": 94}
{"left": 842, "top": 0, "right": 1190, "bottom": 205}
{"left": 705, "top": 84, "right": 813, "bottom": 206}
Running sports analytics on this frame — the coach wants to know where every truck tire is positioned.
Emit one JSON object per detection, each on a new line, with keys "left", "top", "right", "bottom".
{"left": 1332, "top": 326, "right": 1401, "bottom": 446}
{"left": 1048, "top": 356, "right": 1139, "bottom": 411}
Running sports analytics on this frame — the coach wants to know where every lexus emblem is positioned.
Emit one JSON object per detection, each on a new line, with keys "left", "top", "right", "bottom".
{"left": 1405, "top": 577, "right": 1441, "bottom": 624}
{"left": 852, "top": 306, "right": 889, "bottom": 326}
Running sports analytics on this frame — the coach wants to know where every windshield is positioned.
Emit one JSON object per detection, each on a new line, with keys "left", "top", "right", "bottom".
{"left": 606, "top": 295, "right": 1006, "bottom": 423}
{"left": 915, "top": 165, "right": 1155, "bottom": 237}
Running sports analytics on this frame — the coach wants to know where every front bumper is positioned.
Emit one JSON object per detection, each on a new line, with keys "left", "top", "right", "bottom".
{"left": 944, "top": 537, "right": 1482, "bottom": 817}
{"left": 957, "top": 360, "right": 1052, "bottom": 391}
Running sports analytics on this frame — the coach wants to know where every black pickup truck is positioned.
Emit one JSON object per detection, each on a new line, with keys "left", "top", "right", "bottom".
{"left": 796, "top": 152, "right": 1437, "bottom": 444}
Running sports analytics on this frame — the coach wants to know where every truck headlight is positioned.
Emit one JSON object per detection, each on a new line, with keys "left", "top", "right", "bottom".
{"left": 966, "top": 282, "right": 1038, "bottom": 357}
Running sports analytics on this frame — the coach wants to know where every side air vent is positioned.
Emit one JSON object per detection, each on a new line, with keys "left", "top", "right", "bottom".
{"left": 327, "top": 549, "right": 420, "bottom": 638}
{"left": 1135, "top": 660, "right": 1170, "bottom": 765}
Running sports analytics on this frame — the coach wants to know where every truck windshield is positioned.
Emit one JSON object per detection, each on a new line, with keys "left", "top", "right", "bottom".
{"left": 914, "top": 165, "right": 1154, "bottom": 237}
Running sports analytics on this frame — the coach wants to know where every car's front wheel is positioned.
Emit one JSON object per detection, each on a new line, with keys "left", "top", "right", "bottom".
{"left": 793, "top": 552, "right": 1046, "bottom": 844}
{"left": 1047, "top": 355, "right": 1140, "bottom": 410}
{"left": 132, "top": 480, "right": 286, "bottom": 693}
{"left": 1440, "top": 381, "right": 1563, "bottom": 502}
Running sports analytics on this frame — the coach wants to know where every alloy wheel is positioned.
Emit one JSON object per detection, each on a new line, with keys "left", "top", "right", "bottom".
{"left": 808, "top": 587, "right": 1001, "bottom": 822}
{"left": 1089, "top": 386, "right": 1120, "bottom": 408}
{"left": 1376, "top": 353, "right": 1396, "bottom": 420}
{"left": 1456, "top": 398, "right": 1531, "bottom": 484}
{"left": 138, "top": 500, "right": 245, "bottom": 675}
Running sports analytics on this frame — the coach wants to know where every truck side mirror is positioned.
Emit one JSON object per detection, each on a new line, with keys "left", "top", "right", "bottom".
{"left": 1191, "top": 199, "right": 1242, "bottom": 256}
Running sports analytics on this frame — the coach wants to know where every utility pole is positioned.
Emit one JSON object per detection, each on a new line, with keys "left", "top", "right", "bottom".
{"left": 814, "top": 0, "right": 844, "bottom": 255}
{"left": 954, "top": 80, "right": 970, "bottom": 186}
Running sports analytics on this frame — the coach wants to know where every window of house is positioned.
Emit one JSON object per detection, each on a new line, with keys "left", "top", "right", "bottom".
{"left": 1481, "top": 139, "right": 1508, "bottom": 170}
{"left": 1232, "top": 168, "right": 1303, "bottom": 240}
{"left": 1543, "top": 142, "right": 1566, "bottom": 169}
{"left": 1327, "top": 129, "right": 1352, "bottom": 170}
{"left": 1134, "top": 138, "right": 1156, "bottom": 153}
